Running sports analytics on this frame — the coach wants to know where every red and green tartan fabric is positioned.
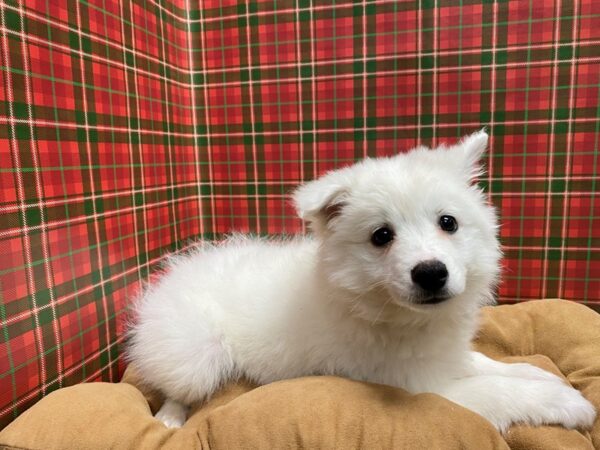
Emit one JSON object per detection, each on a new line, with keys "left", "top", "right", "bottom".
{"left": 0, "top": 0, "right": 599, "bottom": 429}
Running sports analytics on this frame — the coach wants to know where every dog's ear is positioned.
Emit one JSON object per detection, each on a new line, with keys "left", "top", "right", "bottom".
{"left": 293, "top": 170, "right": 349, "bottom": 232}
{"left": 450, "top": 128, "right": 489, "bottom": 181}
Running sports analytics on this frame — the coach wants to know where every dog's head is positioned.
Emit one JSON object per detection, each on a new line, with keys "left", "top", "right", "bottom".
{"left": 293, "top": 130, "right": 501, "bottom": 319}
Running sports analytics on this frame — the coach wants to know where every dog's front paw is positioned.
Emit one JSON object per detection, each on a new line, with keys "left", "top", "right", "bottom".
{"left": 509, "top": 380, "right": 596, "bottom": 431}
{"left": 541, "top": 382, "right": 597, "bottom": 430}
{"left": 449, "top": 376, "right": 596, "bottom": 433}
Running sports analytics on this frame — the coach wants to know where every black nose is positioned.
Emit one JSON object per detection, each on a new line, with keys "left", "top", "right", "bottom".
{"left": 411, "top": 260, "right": 448, "bottom": 293}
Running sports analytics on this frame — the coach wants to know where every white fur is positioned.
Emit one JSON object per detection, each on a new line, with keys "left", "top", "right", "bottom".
{"left": 127, "top": 130, "right": 596, "bottom": 431}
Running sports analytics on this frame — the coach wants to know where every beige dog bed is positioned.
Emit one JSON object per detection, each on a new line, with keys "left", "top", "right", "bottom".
{"left": 1, "top": 300, "right": 599, "bottom": 449}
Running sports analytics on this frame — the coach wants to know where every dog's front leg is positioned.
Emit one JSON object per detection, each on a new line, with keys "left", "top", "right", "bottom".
{"left": 468, "top": 351, "right": 564, "bottom": 381}
{"left": 426, "top": 351, "right": 596, "bottom": 432}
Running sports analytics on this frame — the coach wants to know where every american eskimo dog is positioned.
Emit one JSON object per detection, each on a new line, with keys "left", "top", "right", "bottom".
{"left": 127, "top": 130, "right": 596, "bottom": 431}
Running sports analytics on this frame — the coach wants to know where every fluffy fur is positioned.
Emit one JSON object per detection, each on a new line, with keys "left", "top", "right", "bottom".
{"left": 127, "top": 130, "right": 596, "bottom": 431}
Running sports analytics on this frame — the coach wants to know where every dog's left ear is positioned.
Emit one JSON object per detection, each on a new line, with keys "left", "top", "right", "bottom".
{"left": 451, "top": 128, "right": 489, "bottom": 182}
{"left": 293, "top": 168, "right": 350, "bottom": 232}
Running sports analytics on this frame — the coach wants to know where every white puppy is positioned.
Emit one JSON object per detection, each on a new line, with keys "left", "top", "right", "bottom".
{"left": 127, "top": 130, "right": 596, "bottom": 432}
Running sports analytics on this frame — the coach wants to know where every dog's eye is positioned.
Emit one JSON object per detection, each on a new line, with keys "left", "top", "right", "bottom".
{"left": 371, "top": 227, "right": 394, "bottom": 247}
{"left": 439, "top": 215, "right": 458, "bottom": 233}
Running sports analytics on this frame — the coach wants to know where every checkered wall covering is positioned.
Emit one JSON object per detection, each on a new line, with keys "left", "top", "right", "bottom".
{"left": 0, "top": 0, "right": 598, "bottom": 428}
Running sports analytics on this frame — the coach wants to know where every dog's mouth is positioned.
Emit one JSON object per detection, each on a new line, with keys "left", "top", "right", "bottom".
{"left": 386, "top": 285, "right": 455, "bottom": 310}
{"left": 409, "top": 289, "right": 453, "bottom": 306}
{"left": 417, "top": 295, "right": 451, "bottom": 305}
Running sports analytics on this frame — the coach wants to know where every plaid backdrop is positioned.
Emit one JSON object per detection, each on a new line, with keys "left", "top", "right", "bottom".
{"left": 0, "top": 0, "right": 598, "bottom": 429}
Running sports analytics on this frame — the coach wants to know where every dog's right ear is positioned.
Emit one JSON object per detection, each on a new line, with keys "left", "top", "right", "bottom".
{"left": 293, "top": 170, "right": 350, "bottom": 232}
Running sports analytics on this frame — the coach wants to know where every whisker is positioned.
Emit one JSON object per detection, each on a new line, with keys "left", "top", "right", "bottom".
{"left": 371, "top": 296, "right": 393, "bottom": 326}
{"left": 346, "top": 279, "right": 389, "bottom": 315}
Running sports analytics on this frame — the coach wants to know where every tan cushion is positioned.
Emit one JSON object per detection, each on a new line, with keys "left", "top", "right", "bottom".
{"left": 1, "top": 300, "right": 599, "bottom": 449}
